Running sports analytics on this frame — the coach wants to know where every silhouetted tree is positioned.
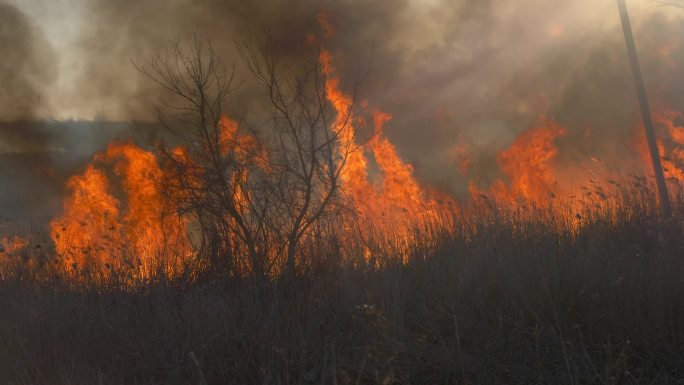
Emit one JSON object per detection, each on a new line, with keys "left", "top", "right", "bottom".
{"left": 136, "top": 36, "right": 359, "bottom": 282}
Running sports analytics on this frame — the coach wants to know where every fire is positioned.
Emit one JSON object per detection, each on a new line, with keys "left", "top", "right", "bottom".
{"left": 0, "top": 236, "right": 29, "bottom": 256}
{"left": 319, "top": 45, "right": 453, "bottom": 261}
{"left": 475, "top": 116, "right": 566, "bottom": 204}
{"left": 498, "top": 116, "right": 566, "bottom": 202}
{"left": 219, "top": 114, "right": 269, "bottom": 171}
{"left": 319, "top": 48, "right": 375, "bottom": 210}
{"left": 45, "top": 15, "right": 684, "bottom": 282}
{"left": 634, "top": 108, "right": 684, "bottom": 183}
{"left": 47, "top": 17, "right": 455, "bottom": 276}
{"left": 99, "top": 143, "right": 190, "bottom": 275}
{"left": 655, "top": 110, "right": 684, "bottom": 182}
{"left": 47, "top": 111, "right": 280, "bottom": 281}
{"left": 50, "top": 165, "right": 123, "bottom": 275}
{"left": 50, "top": 143, "right": 190, "bottom": 280}
{"left": 219, "top": 114, "right": 240, "bottom": 155}
{"left": 319, "top": 47, "right": 440, "bottom": 221}
{"left": 369, "top": 111, "right": 425, "bottom": 217}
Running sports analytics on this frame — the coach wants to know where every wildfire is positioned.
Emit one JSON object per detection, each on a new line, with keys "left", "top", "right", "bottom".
{"left": 633, "top": 108, "right": 684, "bottom": 183}
{"left": 316, "top": 13, "right": 448, "bottom": 229}
{"left": 50, "top": 165, "right": 122, "bottom": 275}
{"left": 0, "top": 236, "right": 29, "bottom": 256}
{"left": 39, "top": 14, "right": 684, "bottom": 283}
{"left": 319, "top": 45, "right": 453, "bottom": 262}
{"left": 219, "top": 114, "right": 264, "bottom": 165}
{"left": 471, "top": 115, "right": 566, "bottom": 205}
{"left": 45, "top": 15, "right": 581, "bottom": 277}
{"left": 319, "top": 48, "right": 375, "bottom": 210}
{"left": 655, "top": 110, "right": 684, "bottom": 182}
{"left": 370, "top": 111, "right": 424, "bottom": 216}
{"left": 316, "top": 9, "right": 447, "bottom": 227}
{"left": 50, "top": 143, "right": 190, "bottom": 280}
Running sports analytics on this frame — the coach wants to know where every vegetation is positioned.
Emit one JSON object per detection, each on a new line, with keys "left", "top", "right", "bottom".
{"left": 2, "top": 184, "right": 684, "bottom": 384}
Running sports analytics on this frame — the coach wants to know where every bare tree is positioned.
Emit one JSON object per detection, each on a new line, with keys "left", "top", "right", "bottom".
{"left": 136, "top": 37, "right": 266, "bottom": 280}
{"left": 136, "top": 36, "right": 358, "bottom": 281}
{"left": 239, "top": 35, "right": 362, "bottom": 275}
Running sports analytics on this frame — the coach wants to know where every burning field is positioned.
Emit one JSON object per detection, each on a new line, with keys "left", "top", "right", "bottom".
{"left": 2, "top": 0, "right": 684, "bottom": 384}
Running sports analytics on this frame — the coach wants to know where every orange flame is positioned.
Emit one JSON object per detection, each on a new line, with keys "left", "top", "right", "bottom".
{"left": 482, "top": 116, "right": 566, "bottom": 204}
{"left": 50, "top": 143, "right": 190, "bottom": 279}
{"left": 369, "top": 111, "right": 425, "bottom": 217}
{"left": 634, "top": 108, "right": 684, "bottom": 183}
{"left": 50, "top": 165, "right": 123, "bottom": 274}
{"left": 656, "top": 110, "right": 684, "bottom": 182}
{"left": 319, "top": 45, "right": 454, "bottom": 262}
{"left": 100, "top": 143, "right": 190, "bottom": 275}
{"left": 320, "top": 48, "right": 375, "bottom": 210}
{"left": 0, "top": 236, "right": 29, "bottom": 256}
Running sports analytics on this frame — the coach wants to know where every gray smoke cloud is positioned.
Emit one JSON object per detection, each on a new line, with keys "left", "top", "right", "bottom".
{"left": 0, "top": 2, "right": 60, "bottom": 219}
{"left": 63, "top": 0, "right": 684, "bottom": 190}
{"left": 0, "top": 1, "right": 59, "bottom": 159}
{"left": 67, "top": 0, "right": 411, "bottom": 120}
{"left": 2, "top": 0, "right": 684, "bottom": 214}
{"left": 0, "top": 2, "right": 57, "bottom": 121}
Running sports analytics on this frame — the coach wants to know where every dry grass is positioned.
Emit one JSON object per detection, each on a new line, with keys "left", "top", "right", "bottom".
{"left": 1, "top": 185, "right": 684, "bottom": 384}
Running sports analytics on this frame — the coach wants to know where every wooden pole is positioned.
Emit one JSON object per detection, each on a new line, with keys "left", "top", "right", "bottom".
{"left": 617, "top": 0, "right": 672, "bottom": 217}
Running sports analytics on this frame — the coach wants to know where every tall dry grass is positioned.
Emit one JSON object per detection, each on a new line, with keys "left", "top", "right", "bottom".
{"left": 1, "top": 181, "right": 684, "bottom": 384}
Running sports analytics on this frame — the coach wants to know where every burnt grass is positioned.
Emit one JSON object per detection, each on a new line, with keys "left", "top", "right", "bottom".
{"left": 1, "top": 201, "right": 684, "bottom": 384}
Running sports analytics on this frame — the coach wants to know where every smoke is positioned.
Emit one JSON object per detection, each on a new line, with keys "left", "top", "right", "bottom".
{"left": 63, "top": 0, "right": 683, "bottom": 188}
{"left": 0, "top": 120, "right": 156, "bottom": 219}
{"left": 0, "top": 3, "right": 59, "bottom": 218}
{"left": 3, "top": 0, "right": 684, "bottom": 207}
{"left": 64, "top": 0, "right": 411, "bottom": 120}
{"left": 0, "top": 2, "right": 57, "bottom": 121}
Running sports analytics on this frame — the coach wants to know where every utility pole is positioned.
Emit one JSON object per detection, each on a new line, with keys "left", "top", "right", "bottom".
{"left": 617, "top": 0, "right": 672, "bottom": 217}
